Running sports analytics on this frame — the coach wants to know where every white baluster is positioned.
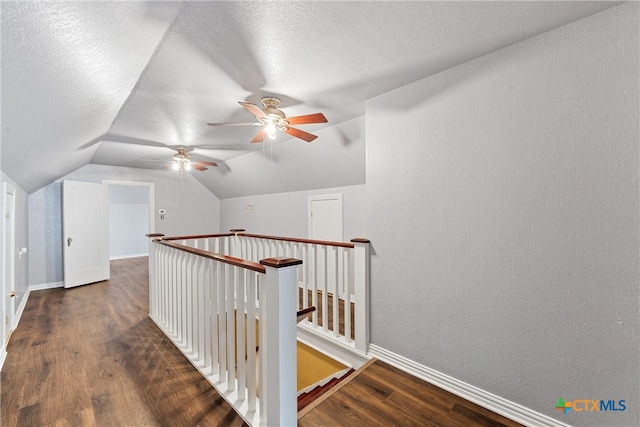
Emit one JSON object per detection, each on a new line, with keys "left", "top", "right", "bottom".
{"left": 185, "top": 253, "right": 193, "bottom": 353}
{"left": 226, "top": 265, "right": 235, "bottom": 390}
{"left": 236, "top": 268, "right": 246, "bottom": 400}
{"left": 219, "top": 261, "right": 228, "bottom": 383}
{"left": 246, "top": 270, "right": 257, "bottom": 412}
{"left": 312, "top": 245, "right": 318, "bottom": 326}
{"left": 330, "top": 246, "right": 339, "bottom": 337}
{"left": 211, "top": 261, "right": 219, "bottom": 375}
{"left": 202, "top": 258, "right": 211, "bottom": 373}
{"left": 344, "top": 248, "right": 352, "bottom": 342}
{"left": 321, "top": 246, "right": 328, "bottom": 333}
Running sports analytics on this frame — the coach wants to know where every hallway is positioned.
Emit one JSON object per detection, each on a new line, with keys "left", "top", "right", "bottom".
{"left": 1, "top": 257, "right": 520, "bottom": 427}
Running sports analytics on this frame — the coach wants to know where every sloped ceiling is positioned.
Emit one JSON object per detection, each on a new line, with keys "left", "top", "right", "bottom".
{"left": 1, "top": 1, "right": 618, "bottom": 196}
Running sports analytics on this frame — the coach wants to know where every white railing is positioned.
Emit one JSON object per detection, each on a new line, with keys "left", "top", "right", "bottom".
{"left": 147, "top": 234, "right": 300, "bottom": 427}
{"left": 231, "top": 231, "right": 370, "bottom": 355}
{"left": 168, "top": 230, "right": 371, "bottom": 356}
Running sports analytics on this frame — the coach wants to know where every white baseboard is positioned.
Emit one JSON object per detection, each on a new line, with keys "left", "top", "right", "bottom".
{"left": 13, "top": 287, "right": 30, "bottom": 331}
{"left": 367, "top": 344, "right": 570, "bottom": 427}
{"left": 29, "top": 281, "right": 64, "bottom": 292}
{"left": 110, "top": 253, "right": 148, "bottom": 260}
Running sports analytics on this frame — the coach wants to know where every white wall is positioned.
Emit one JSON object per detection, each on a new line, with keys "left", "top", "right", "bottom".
{"left": 108, "top": 184, "right": 149, "bottom": 259}
{"left": 220, "top": 184, "right": 366, "bottom": 241}
{"left": 29, "top": 164, "right": 221, "bottom": 286}
{"left": 366, "top": 3, "right": 638, "bottom": 426}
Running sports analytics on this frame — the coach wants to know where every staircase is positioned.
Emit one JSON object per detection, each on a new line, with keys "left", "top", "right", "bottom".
{"left": 298, "top": 368, "right": 356, "bottom": 412}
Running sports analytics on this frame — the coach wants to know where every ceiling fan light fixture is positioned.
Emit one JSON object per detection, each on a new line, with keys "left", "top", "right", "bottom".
{"left": 172, "top": 162, "right": 180, "bottom": 171}
{"left": 210, "top": 97, "right": 327, "bottom": 144}
{"left": 264, "top": 120, "right": 278, "bottom": 140}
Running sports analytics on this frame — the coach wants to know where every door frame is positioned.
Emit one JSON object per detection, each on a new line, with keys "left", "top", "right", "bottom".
{"left": 2, "top": 182, "right": 16, "bottom": 346}
{"left": 103, "top": 180, "right": 155, "bottom": 235}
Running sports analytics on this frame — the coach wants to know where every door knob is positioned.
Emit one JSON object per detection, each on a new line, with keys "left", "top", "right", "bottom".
{"left": 9, "top": 291, "right": 15, "bottom": 298}
{"left": 67, "top": 237, "right": 73, "bottom": 247}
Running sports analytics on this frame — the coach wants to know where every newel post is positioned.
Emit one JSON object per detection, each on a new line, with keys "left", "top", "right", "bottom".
{"left": 145, "top": 233, "right": 164, "bottom": 318}
{"left": 259, "top": 257, "right": 302, "bottom": 427}
{"left": 351, "top": 238, "right": 370, "bottom": 353}
{"left": 230, "top": 229, "right": 245, "bottom": 258}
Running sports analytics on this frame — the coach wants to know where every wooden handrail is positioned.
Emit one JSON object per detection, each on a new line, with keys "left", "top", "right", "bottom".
{"left": 296, "top": 306, "right": 316, "bottom": 321}
{"left": 157, "top": 240, "right": 266, "bottom": 273}
{"left": 350, "top": 238, "right": 371, "bottom": 244}
{"left": 238, "top": 232, "right": 356, "bottom": 249}
{"left": 161, "top": 232, "right": 234, "bottom": 241}
{"left": 146, "top": 233, "right": 165, "bottom": 238}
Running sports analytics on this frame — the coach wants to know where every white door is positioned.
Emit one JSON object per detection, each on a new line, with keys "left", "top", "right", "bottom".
{"left": 308, "top": 194, "right": 343, "bottom": 241}
{"left": 2, "top": 183, "right": 16, "bottom": 346}
{"left": 63, "top": 181, "right": 110, "bottom": 288}
{"left": 308, "top": 194, "right": 343, "bottom": 294}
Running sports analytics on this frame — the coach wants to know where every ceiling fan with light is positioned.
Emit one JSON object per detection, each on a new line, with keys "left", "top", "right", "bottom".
{"left": 143, "top": 146, "right": 218, "bottom": 172}
{"left": 207, "top": 97, "right": 328, "bottom": 143}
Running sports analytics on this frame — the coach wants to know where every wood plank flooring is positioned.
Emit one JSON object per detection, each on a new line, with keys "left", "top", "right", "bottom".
{"left": 298, "top": 361, "right": 521, "bottom": 427}
{"left": 2, "top": 257, "right": 522, "bottom": 427}
{"left": 1, "top": 257, "right": 245, "bottom": 427}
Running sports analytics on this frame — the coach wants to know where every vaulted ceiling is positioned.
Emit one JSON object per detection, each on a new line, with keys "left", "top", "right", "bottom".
{"left": 1, "top": 1, "right": 617, "bottom": 197}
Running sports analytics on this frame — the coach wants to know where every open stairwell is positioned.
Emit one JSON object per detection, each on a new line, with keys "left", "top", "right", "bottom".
{"left": 297, "top": 367, "right": 355, "bottom": 412}
{"left": 147, "top": 231, "right": 372, "bottom": 426}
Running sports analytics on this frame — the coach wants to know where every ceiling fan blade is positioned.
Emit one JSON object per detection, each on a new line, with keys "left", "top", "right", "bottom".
{"left": 251, "top": 129, "right": 266, "bottom": 143}
{"left": 286, "top": 113, "right": 328, "bottom": 125}
{"left": 206, "top": 122, "right": 258, "bottom": 127}
{"left": 194, "top": 161, "right": 218, "bottom": 167}
{"left": 192, "top": 164, "right": 208, "bottom": 171}
{"left": 283, "top": 126, "right": 318, "bottom": 143}
{"left": 239, "top": 101, "right": 267, "bottom": 119}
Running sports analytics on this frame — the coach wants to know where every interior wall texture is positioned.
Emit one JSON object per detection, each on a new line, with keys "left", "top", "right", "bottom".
{"left": 220, "top": 184, "right": 366, "bottom": 240}
{"left": 1, "top": 172, "right": 28, "bottom": 318}
{"left": 28, "top": 164, "right": 221, "bottom": 286}
{"left": 366, "top": 3, "right": 638, "bottom": 426}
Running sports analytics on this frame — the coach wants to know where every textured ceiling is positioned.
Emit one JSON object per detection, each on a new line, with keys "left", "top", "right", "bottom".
{"left": 1, "top": 1, "right": 618, "bottom": 196}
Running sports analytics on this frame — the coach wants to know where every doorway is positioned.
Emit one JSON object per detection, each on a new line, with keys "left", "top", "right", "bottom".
{"left": 104, "top": 181, "right": 155, "bottom": 260}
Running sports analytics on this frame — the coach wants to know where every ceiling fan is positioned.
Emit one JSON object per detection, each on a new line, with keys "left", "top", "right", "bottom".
{"left": 207, "top": 97, "right": 328, "bottom": 143}
{"left": 143, "top": 146, "right": 218, "bottom": 172}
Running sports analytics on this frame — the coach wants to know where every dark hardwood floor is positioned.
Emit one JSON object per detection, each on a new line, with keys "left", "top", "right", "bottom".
{"left": 299, "top": 361, "right": 521, "bottom": 427}
{"left": 1, "top": 257, "right": 245, "bottom": 427}
{"left": 1, "top": 257, "right": 521, "bottom": 427}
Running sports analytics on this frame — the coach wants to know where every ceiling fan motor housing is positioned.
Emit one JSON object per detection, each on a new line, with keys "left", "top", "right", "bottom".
{"left": 260, "top": 97, "right": 288, "bottom": 129}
